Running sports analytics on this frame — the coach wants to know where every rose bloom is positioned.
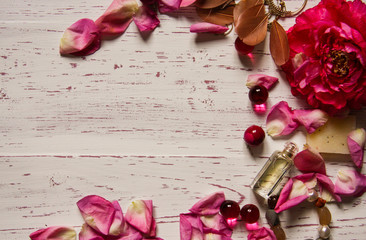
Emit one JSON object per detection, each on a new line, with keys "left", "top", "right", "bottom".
{"left": 282, "top": 0, "right": 366, "bottom": 115}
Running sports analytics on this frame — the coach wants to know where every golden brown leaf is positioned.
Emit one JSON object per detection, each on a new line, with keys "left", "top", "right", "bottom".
{"left": 233, "top": 0, "right": 264, "bottom": 26}
{"left": 196, "top": 3, "right": 234, "bottom": 25}
{"left": 270, "top": 20, "right": 290, "bottom": 66}
{"left": 195, "top": 0, "right": 231, "bottom": 9}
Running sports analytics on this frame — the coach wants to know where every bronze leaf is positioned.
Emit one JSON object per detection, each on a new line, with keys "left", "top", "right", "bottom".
{"left": 270, "top": 20, "right": 290, "bottom": 66}
{"left": 196, "top": 3, "right": 235, "bottom": 25}
{"left": 195, "top": 0, "right": 232, "bottom": 9}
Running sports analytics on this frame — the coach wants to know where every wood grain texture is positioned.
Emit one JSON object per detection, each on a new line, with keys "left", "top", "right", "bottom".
{"left": 0, "top": 0, "right": 365, "bottom": 239}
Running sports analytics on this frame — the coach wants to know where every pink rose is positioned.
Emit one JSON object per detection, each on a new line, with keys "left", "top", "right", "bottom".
{"left": 282, "top": 0, "right": 366, "bottom": 115}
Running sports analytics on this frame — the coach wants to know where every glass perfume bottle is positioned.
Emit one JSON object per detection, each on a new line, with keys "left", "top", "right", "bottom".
{"left": 251, "top": 142, "right": 298, "bottom": 199}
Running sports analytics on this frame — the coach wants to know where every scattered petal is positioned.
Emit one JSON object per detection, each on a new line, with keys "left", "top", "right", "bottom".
{"left": 293, "top": 148, "right": 327, "bottom": 175}
{"left": 180, "top": 214, "right": 204, "bottom": 240}
{"left": 247, "top": 227, "right": 276, "bottom": 240}
{"left": 348, "top": 128, "right": 366, "bottom": 168}
{"left": 79, "top": 224, "right": 104, "bottom": 240}
{"left": 158, "top": 0, "right": 182, "bottom": 13}
{"left": 77, "top": 195, "right": 116, "bottom": 235}
{"left": 180, "top": 0, "right": 196, "bottom": 7}
{"left": 109, "top": 201, "right": 126, "bottom": 236}
{"left": 125, "top": 200, "right": 155, "bottom": 236}
{"left": 246, "top": 74, "right": 278, "bottom": 90}
{"left": 293, "top": 109, "right": 329, "bottom": 134}
{"left": 335, "top": 169, "right": 366, "bottom": 197}
{"left": 133, "top": 5, "right": 160, "bottom": 32}
{"left": 95, "top": 0, "right": 139, "bottom": 35}
{"left": 274, "top": 178, "right": 309, "bottom": 213}
{"left": 189, "top": 192, "right": 225, "bottom": 215}
{"left": 30, "top": 226, "right": 77, "bottom": 240}
{"left": 200, "top": 214, "right": 232, "bottom": 237}
{"left": 266, "top": 101, "right": 299, "bottom": 137}
{"left": 190, "top": 23, "right": 229, "bottom": 34}
{"left": 60, "top": 18, "right": 101, "bottom": 56}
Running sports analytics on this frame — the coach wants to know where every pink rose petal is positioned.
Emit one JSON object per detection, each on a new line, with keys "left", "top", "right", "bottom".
{"left": 30, "top": 226, "right": 77, "bottom": 240}
{"left": 246, "top": 74, "right": 279, "bottom": 90}
{"left": 190, "top": 23, "right": 229, "bottom": 34}
{"left": 247, "top": 227, "right": 276, "bottom": 240}
{"left": 293, "top": 148, "right": 327, "bottom": 174}
{"left": 59, "top": 18, "right": 101, "bottom": 56}
{"left": 125, "top": 200, "right": 155, "bottom": 236}
{"left": 189, "top": 192, "right": 225, "bottom": 215}
{"left": 79, "top": 224, "right": 104, "bottom": 240}
{"left": 95, "top": 0, "right": 139, "bottom": 35}
{"left": 77, "top": 195, "right": 117, "bottom": 235}
{"left": 115, "top": 231, "right": 143, "bottom": 240}
{"left": 158, "top": 0, "right": 182, "bottom": 13}
{"left": 200, "top": 214, "right": 232, "bottom": 237}
{"left": 335, "top": 169, "right": 366, "bottom": 197}
{"left": 347, "top": 128, "right": 366, "bottom": 168}
{"left": 180, "top": 213, "right": 204, "bottom": 240}
{"left": 133, "top": 5, "right": 160, "bottom": 32}
{"left": 266, "top": 101, "right": 299, "bottom": 137}
{"left": 275, "top": 178, "right": 309, "bottom": 213}
{"left": 293, "top": 109, "right": 329, "bottom": 134}
{"left": 180, "top": 0, "right": 196, "bottom": 7}
{"left": 109, "top": 201, "right": 126, "bottom": 236}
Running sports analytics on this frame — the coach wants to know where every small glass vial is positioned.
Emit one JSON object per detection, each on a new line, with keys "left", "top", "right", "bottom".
{"left": 251, "top": 142, "right": 298, "bottom": 199}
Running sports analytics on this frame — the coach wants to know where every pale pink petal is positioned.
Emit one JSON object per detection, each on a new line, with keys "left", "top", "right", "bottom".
{"left": 275, "top": 178, "right": 309, "bottom": 213}
{"left": 190, "top": 23, "right": 229, "bottom": 34}
{"left": 79, "top": 224, "right": 104, "bottom": 240}
{"left": 30, "top": 226, "right": 77, "bottom": 240}
{"left": 246, "top": 74, "right": 279, "bottom": 90}
{"left": 77, "top": 195, "right": 116, "bottom": 235}
{"left": 180, "top": 0, "right": 196, "bottom": 7}
{"left": 109, "top": 201, "right": 126, "bottom": 236}
{"left": 189, "top": 192, "right": 225, "bottom": 215}
{"left": 180, "top": 213, "right": 204, "bottom": 240}
{"left": 95, "top": 0, "right": 139, "bottom": 35}
{"left": 335, "top": 169, "right": 366, "bottom": 197}
{"left": 60, "top": 18, "right": 101, "bottom": 56}
{"left": 266, "top": 101, "right": 299, "bottom": 137}
{"left": 158, "top": 0, "right": 182, "bottom": 13}
{"left": 293, "top": 148, "right": 327, "bottom": 174}
{"left": 247, "top": 227, "right": 276, "bottom": 240}
{"left": 203, "top": 233, "right": 232, "bottom": 240}
{"left": 125, "top": 200, "right": 154, "bottom": 236}
{"left": 315, "top": 173, "right": 341, "bottom": 202}
{"left": 133, "top": 5, "right": 160, "bottom": 32}
{"left": 348, "top": 128, "right": 366, "bottom": 168}
{"left": 200, "top": 214, "right": 232, "bottom": 237}
{"left": 293, "top": 109, "right": 329, "bottom": 134}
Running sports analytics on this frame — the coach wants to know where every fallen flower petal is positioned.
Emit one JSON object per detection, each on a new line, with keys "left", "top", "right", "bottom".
{"left": 293, "top": 109, "right": 328, "bottom": 134}
{"left": 189, "top": 192, "right": 225, "bottom": 215}
{"left": 180, "top": 213, "right": 204, "bottom": 240}
{"left": 200, "top": 214, "right": 232, "bottom": 236}
{"left": 79, "top": 224, "right": 104, "bottom": 240}
{"left": 266, "top": 101, "right": 299, "bottom": 137}
{"left": 190, "top": 23, "right": 229, "bottom": 34}
{"left": 109, "top": 201, "right": 126, "bottom": 236}
{"left": 247, "top": 227, "right": 276, "bottom": 240}
{"left": 348, "top": 128, "right": 366, "bottom": 168}
{"left": 77, "top": 195, "right": 116, "bottom": 235}
{"left": 293, "top": 148, "right": 326, "bottom": 175}
{"left": 95, "top": 0, "right": 139, "bottom": 35}
{"left": 30, "top": 226, "right": 77, "bottom": 240}
{"left": 158, "top": 0, "right": 182, "bottom": 13}
{"left": 59, "top": 18, "right": 101, "bottom": 56}
{"left": 133, "top": 5, "right": 160, "bottom": 32}
{"left": 334, "top": 169, "right": 366, "bottom": 197}
{"left": 125, "top": 200, "right": 155, "bottom": 236}
{"left": 274, "top": 178, "right": 309, "bottom": 213}
{"left": 246, "top": 74, "right": 278, "bottom": 90}
{"left": 180, "top": 0, "right": 196, "bottom": 7}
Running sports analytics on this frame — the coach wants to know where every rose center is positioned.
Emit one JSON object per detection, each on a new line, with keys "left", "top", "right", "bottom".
{"left": 329, "top": 50, "right": 349, "bottom": 77}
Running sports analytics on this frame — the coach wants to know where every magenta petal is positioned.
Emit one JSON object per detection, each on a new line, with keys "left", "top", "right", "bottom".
{"left": 293, "top": 109, "right": 328, "bottom": 134}
{"left": 60, "top": 18, "right": 101, "bottom": 56}
{"left": 275, "top": 178, "right": 308, "bottom": 213}
{"left": 335, "top": 169, "right": 366, "bottom": 197}
{"left": 246, "top": 74, "right": 279, "bottom": 90}
{"left": 109, "top": 201, "right": 126, "bottom": 236}
{"left": 180, "top": 0, "right": 196, "bottom": 7}
{"left": 79, "top": 224, "right": 104, "bottom": 240}
{"left": 315, "top": 173, "right": 341, "bottom": 202}
{"left": 347, "top": 128, "right": 366, "bottom": 168}
{"left": 95, "top": 0, "right": 138, "bottom": 35}
{"left": 30, "top": 226, "right": 76, "bottom": 240}
{"left": 266, "top": 101, "right": 299, "bottom": 137}
{"left": 247, "top": 227, "right": 276, "bottom": 240}
{"left": 293, "top": 148, "right": 326, "bottom": 175}
{"left": 180, "top": 214, "right": 204, "bottom": 240}
{"left": 189, "top": 192, "right": 225, "bottom": 215}
{"left": 190, "top": 23, "right": 229, "bottom": 34}
{"left": 133, "top": 6, "right": 160, "bottom": 32}
{"left": 77, "top": 195, "right": 116, "bottom": 235}
{"left": 158, "top": 0, "right": 182, "bottom": 13}
{"left": 125, "top": 200, "right": 154, "bottom": 236}
{"left": 201, "top": 214, "right": 232, "bottom": 237}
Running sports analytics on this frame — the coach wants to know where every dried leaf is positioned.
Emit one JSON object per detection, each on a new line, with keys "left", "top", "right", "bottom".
{"left": 233, "top": 0, "right": 263, "bottom": 26}
{"left": 235, "top": 4, "right": 268, "bottom": 46}
{"left": 196, "top": 3, "right": 234, "bottom": 25}
{"left": 270, "top": 20, "right": 290, "bottom": 66}
{"left": 195, "top": 0, "right": 230, "bottom": 9}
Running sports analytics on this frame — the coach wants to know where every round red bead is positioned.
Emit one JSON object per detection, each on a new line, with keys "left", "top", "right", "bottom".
{"left": 244, "top": 125, "right": 265, "bottom": 146}
{"left": 220, "top": 200, "right": 240, "bottom": 219}
{"left": 235, "top": 37, "right": 255, "bottom": 55}
{"left": 249, "top": 85, "right": 268, "bottom": 105}
{"left": 240, "top": 204, "right": 260, "bottom": 223}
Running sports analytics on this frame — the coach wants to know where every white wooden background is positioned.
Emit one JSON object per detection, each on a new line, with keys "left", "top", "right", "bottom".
{"left": 1, "top": 0, "right": 366, "bottom": 239}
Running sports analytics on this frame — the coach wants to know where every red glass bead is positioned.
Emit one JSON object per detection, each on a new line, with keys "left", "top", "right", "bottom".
{"left": 220, "top": 200, "right": 240, "bottom": 219}
{"left": 240, "top": 204, "right": 260, "bottom": 223}
{"left": 244, "top": 125, "right": 265, "bottom": 146}
{"left": 235, "top": 37, "right": 255, "bottom": 55}
{"left": 249, "top": 85, "right": 268, "bottom": 105}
